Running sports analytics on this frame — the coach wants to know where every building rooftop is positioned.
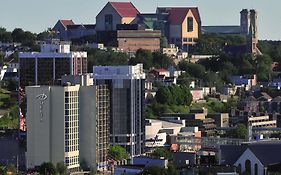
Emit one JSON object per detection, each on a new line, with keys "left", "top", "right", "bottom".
{"left": 157, "top": 7, "right": 200, "bottom": 25}
{"left": 202, "top": 26, "right": 241, "bottom": 35}
{"left": 109, "top": 2, "right": 140, "bottom": 17}
{"left": 59, "top": 19, "right": 75, "bottom": 28}
{"left": 221, "top": 141, "right": 281, "bottom": 166}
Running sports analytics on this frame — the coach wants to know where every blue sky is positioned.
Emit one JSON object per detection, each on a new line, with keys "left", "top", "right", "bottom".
{"left": 1, "top": 0, "right": 280, "bottom": 40}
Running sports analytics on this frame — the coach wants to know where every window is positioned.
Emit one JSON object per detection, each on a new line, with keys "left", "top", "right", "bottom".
{"left": 105, "top": 14, "right": 113, "bottom": 31}
{"left": 187, "top": 17, "right": 193, "bottom": 32}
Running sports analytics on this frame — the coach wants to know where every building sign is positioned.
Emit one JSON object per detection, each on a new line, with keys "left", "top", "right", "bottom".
{"left": 36, "top": 94, "right": 48, "bottom": 122}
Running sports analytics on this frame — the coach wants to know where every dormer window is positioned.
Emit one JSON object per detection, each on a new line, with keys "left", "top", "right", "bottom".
{"left": 187, "top": 17, "right": 193, "bottom": 32}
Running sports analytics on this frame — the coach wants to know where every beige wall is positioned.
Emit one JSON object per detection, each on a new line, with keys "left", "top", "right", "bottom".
{"left": 122, "top": 17, "right": 135, "bottom": 24}
{"left": 118, "top": 38, "right": 160, "bottom": 52}
{"left": 182, "top": 10, "right": 199, "bottom": 44}
{"left": 169, "top": 10, "right": 199, "bottom": 45}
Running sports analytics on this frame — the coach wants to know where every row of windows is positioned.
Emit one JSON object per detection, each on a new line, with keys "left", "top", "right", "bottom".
{"left": 65, "top": 91, "right": 78, "bottom": 97}
{"left": 170, "top": 37, "right": 193, "bottom": 43}
{"left": 65, "top": 133, "right": 79, "bottom": 140}
{"left": 65, "top": 139, "right": 79, "bottom": 147}
{"left": 65, "top": 102, "right": 79, "bottom": 109}
{"left": 65, "top": 115, "right": 78, "bottom": 122}
{"left": 65, "top": 121, "right": 78, "bottom": 128}
{"left": 65, "top": 156, "right": 79, "bottom": 166}
{"left": 65, "top": 97, "right": 78, "bottom": 103}
{"left": 65, "top": 109, "right": 79, "bottom": 115}
{"left": 65, "top": 127, "right": 79, "bottom": 133}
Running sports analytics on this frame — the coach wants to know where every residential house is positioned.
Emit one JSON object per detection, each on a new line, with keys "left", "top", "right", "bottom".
{"left": 230, "top": 74, "right": 257, "bottom": 91}
{"left": 96, "top": 2, "right": 139, "bottom": 31}
{"left": 156, "top": 7, "right": 201, "bottom": 52}
{"left": 52, "top": 20, "right": 75, "bottom": 40}
{"left": 52, "top": 20, "right": 96, "bottom": 41}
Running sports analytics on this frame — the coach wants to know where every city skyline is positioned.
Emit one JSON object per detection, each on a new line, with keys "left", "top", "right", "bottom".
{"left": 0, "top": 0, "right": 280, "bottom": 40}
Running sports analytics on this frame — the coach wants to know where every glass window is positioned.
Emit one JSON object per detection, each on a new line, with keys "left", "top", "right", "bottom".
{"left": 105, "top": 14, "right": 113, "bottom": 31}
{"left": 187, "top": 17, "right": 193, "bottom": 32}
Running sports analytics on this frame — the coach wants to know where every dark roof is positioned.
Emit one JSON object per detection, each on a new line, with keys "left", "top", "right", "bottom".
{"left": 66, "top": 25, "right": 82, "bottom": 29}
{"left": 109, "top": 2, "right": 139, "bottom": 17}
{"left": 249, "top": 142, "right": 281, "bottom": 166}
{"left": 202, "top": 26, "right": 241, "bottom": 35}
{"left": 83, "top": 24, "right": 96, "bottom": 29}
{"left": 157, "top": 7, "right": 201, "bottom": 25}
{"left": 220, "top": 144, "right": 248, "bottom": 165}
{"left": 221, "top": 141, "right": 281, "bottom": 166}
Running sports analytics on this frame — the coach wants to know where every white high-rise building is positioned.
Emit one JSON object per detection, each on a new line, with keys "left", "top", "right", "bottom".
{"left": 93, "top": 64, "right": 145, "bottom": 157}
{"left": 26, "top": 79, "right": 110, "bottom": 171}
{"left": 26, "top": 85, "right": 80, "bottom": 170}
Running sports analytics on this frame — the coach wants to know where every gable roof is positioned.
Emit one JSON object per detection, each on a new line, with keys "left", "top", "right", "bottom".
{"left": 157, "top": 7, "right": 201, "bottom": 25}
{"left": 248, "top": 142, "right": 281, "bottom": 166}
{"left": 109, "top": 2, "right": 140, "bottom": 17}
{"left": 221, "top": 141, "right": 281, "bottom": 166}
{"left": 60, "top": 20, "right": 75, "bottom": 28}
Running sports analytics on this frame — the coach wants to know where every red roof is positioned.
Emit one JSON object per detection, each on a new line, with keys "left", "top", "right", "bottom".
{"left": 60, "top": 20, "right": 75, "bottom": 28}
{"left": 153, "top": 68, "right": 168, "bottom": 73}
{"left": 160, "top": 7, "right": 201, "bottom": 25}
{"left": 109, "top": 2, "right": 139, "bottom": 17}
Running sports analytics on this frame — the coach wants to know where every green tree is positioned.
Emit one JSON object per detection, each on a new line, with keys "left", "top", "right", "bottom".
{"left": 255, "top": 54, "right": 272, "bottom": 81}
{"left": 129, "top": 49, "right": 153, "bottom": 69}
{"left": 0, "top": 27, "right": 12, "bottom": 42}
{"left": 153, "top": 148, "right": 173, "bottom": 160}
{"left": 152, "top": 51, "right": 174, "bottom": 68}
{"left": 38, "top": 162, "right": 57, "bottom": 175}
{"left": 155, "top": 86, "right": 172, "bottom": 104}
{"left": 178, "top": 61, "right": 206, "bottom": 79}
{"left": 86, "top": 48, "right": 128, "bottom": 71}
{"left": 142, "top": 166, "right": 167, "bottom": 175}
{"left": 108, "top": 145, "right": 128, "bottom": 161}
{"left": 160, "top": 36, "right": 168, "bottom": 48}
{"left": 56, "top": 162, "right": 67, "bottom": 175}
{"left": 6, "top": 164, "right": 16, "bottom": 174}
{"left": 234, "top": 124, "right": 248, "bottom": 139}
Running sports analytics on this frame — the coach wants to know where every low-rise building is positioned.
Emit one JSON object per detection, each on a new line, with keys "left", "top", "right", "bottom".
{"left": 207, "top": 113, "right": 229, "bottom": 128}
{"left": 161, "top": 111, "right": 216, "bottom": 137}
{"left": 220, "top": 141, "right": 281, "bottom": 175}
{"left": 229, "top": 74, "right": 257, "bottom": 91}
{"left": 145, "top": 119, "right": 184, "bottom": 148}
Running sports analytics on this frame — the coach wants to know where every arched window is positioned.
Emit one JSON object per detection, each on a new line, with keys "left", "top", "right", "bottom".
{"left": 245, "top": 159, "right": 251, "bottom": 174}
{"left": 255, "top": 163, "right": 258, "bottom": 175}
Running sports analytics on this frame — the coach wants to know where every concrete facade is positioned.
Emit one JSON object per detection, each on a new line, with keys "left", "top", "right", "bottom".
{"left": 26, "top": 82, "right": 110, "bottom": 171}
{"left": 26, "top": 85, "right": 80, "bottom": 170}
